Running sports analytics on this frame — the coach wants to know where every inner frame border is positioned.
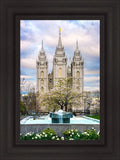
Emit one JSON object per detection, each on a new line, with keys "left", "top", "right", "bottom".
{"left": 15, "top": 15, "right": 105, "bottom": 146}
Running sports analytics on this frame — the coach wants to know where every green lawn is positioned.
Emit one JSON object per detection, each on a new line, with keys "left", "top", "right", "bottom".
{"left": 86, "top": 115, "right": 100, "bottom": 120}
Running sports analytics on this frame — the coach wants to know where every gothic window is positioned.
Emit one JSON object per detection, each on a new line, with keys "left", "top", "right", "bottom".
{"left": 59, "top": 68, "right": 62, "bottom": 77}
{"left": 41, "top": 79, "right": 44, "bottom": 85}
{"left": 41, "top": 87, "right": 44, "bottom": 92}
{"left": 49, "top": 79, "right": 52, "bottom": 83}
{"left": 77, "top": 71, "right": 80, "bottom": 78}
{"left": 41, "top": 71, "right": 44, "bottom": 78}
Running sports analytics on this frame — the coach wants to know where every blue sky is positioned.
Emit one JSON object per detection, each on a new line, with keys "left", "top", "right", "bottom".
{"left": 20, "top": 20, "right": 100, "bottom": 93}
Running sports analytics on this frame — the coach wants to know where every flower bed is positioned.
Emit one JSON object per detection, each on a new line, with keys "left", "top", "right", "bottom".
{"left": 20, "top": 127, "right": 100, "bottom": 140}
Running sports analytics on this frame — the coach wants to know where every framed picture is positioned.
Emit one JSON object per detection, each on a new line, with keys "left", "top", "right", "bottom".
{"left": 19, "top": 19, "right": 101, "bottom": 143}
{"left": 0, "top": 0, "right": 120, "bottom": 160}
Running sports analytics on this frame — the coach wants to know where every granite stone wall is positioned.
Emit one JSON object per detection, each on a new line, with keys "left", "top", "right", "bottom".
{"left": 20, "top": 124, "right": 100, "bottom": 136}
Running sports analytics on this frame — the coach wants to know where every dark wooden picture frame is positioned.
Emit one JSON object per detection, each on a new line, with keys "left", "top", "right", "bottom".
{"left": 0, "top": 0, "right": 120, "bottom": 160}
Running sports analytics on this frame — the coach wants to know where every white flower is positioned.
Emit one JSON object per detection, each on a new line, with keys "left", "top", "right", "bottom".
{"left": 69, "top": 138, "right": 74, "bottom": 140}
{"left": 70, "top": 135, "right": 72, "bottom": 137}
{"left": 77, "top": 134, "right": 80, "bottom": 137}
{"left": 32, "top": 137, "right": 34, "bottom": 139}
{"left": 25, "top": 133, "right": 29, "bottom": 136}
{"left": 72, "top": 132, "right": 74, "bottom": 135}
{"left": 45, "top": 134, "right": 47, "bottom": 137}
{"left": 97, "top": 131, "right": 100, "bottom": 135}
{"left": 50, "top": 133, "right": 53, "bottom": 135}
{"left": 52, "top": 136, "right": 55, "bottom": 140}
{"left": 61, "top": 137, "right": 64, "bottom": 140}
{"left": 71, "top": 129, "right": 73, "bottom": 132}
{"left": 42, "top": 132, "right": 45, "bottom": 134}
{"left": 36, "top": 134, "right": 41, "bottom": 138}
{"left": 57, "top": 138, "right": 59, "bottom": 140}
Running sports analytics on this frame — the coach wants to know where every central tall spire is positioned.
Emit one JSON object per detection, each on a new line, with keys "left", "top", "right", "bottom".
{"left": 41, "top": 40, "right": 44, "bottom": 51}
{"left": 58, "top": 27, "right": 62, "bottom": 48}
{"left": 76, "top": 40, "right": 79, "bottom": 50}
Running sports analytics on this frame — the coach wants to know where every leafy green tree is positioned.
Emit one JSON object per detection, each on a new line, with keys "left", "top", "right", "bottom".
{"left": 20, "top": 101, "right": 27, "bottom": 115}
{"left": 27, "top": 91, "right": 37, "bottom": 114}
{"left": 39, "top": 78, "right": 83, "bottom": 112}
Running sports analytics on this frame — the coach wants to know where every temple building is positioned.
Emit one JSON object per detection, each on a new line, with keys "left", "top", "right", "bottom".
{"left": 36, "top": 28, "right": 84, "bottom": 111}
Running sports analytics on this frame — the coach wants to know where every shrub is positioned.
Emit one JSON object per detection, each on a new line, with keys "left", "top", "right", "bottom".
{"left": 40, "top": 128, "right": 57, "bottom": 140}
{"left": 62, "top": 128, "right": 100, "bottom": 140}
{"left": 20, "top": 128, "right": 59, "bottom": 140}
{"left": 20, "top": 128, "right": 100, "bottom": 140}
{"left": 20, "top": 132, "right": 35, "bottom": 140}
{"left": 62, "top": 129, "right": 83, "bottom": 140}
{"left": 82, "top": 128, "right": 100, "bottom": 140}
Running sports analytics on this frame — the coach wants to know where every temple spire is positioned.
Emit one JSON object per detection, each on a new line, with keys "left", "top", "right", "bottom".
{"left": 40, "top": 40, "right": 45, "bottom": 55}
{"left": 58, "top": 27, "right": 62, "bottom": 48}
{"left": 76, "top": 40, "right": 78, "bottom": 50}
{"left": 74, "top": 40, "right": 80, "bottom": 55}
{"left": 41, "top": 40, "right": 44, "bottom": 51}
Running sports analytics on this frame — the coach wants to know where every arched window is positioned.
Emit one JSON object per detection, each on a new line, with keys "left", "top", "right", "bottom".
{"left": 77, "top": 71, "right": 80, "bottom": 78}
{"left": 41, "top": 87, "right": 44, "bottom": 92}
{"left": 59, "top": 68, "right": 62, "bottom": 77}
{"left": 41, "top": 79, "right": 44, "bottom": 85}
{"left": 49, "top": 79, "right": 52, "bottom": 83}
{"left": 41, "top": 71, "right": 44, "bottom": 78}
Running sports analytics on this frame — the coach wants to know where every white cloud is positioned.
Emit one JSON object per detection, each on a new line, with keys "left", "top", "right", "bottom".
{"left": 21, "top": 58, "right": 36, "bottom": 69}
{"left": 20, "top": 40, "right": 35, "bottom": 51}
{"left": 20, "top": 20, "right": 100, "bottom": 57}
{"left": 84, "top": 76, "right": 99, "bottom": 82}
{"left": 84, "top": 86, "right": 99, "bottom": 91}
{"left": 84, "top": 69, "right": 99, "bottom": 75}
{"left": 20, "top": 75, "right": 33, "bottom": 79}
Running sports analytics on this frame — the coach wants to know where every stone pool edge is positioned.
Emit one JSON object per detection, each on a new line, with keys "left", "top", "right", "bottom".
{"left": 20, "top": 123, "right": 100, "bottom": 136}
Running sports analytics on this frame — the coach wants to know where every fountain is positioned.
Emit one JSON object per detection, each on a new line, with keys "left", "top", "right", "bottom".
{"left": 20, "top": 110, "right": 100, "bottom": 135}
{"left": 50, "top": 109, "right": 73, "bottom": 123}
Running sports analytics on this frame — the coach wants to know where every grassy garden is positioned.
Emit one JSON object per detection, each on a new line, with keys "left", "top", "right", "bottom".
{"left": 86, "top": 115, "right": 100, "bottom": 120}
{"left": 20, "top": 128, "right": 100, "bottom": 140}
